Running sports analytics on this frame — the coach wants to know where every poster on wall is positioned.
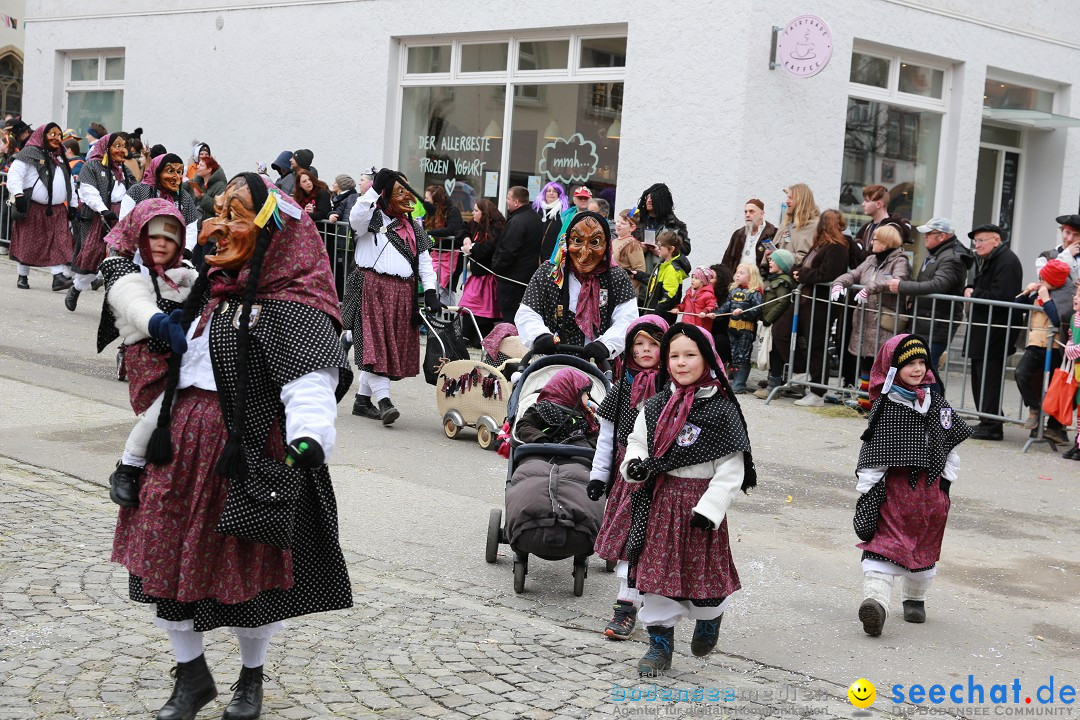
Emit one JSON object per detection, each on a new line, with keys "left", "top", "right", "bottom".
{"left": 539, "top": 133, "right": 599, "bottom": 185}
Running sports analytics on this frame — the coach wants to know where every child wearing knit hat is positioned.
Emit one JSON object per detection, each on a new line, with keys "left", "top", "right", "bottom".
{"left": 677, "top": 266, "right": 719, "bottom": 332}
{"left": 755, "top": 250, "right": 796, "bottom": 399}
{"left": 854, "top": 334, "right": 972, "bottom": 637}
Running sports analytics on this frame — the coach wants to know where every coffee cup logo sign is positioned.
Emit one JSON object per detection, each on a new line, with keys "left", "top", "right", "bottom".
{"left": 777, "top": 15, "right": 832, "bottom": 78}
{"left": 539, "top": 133, "right": 599, "bottom": 184}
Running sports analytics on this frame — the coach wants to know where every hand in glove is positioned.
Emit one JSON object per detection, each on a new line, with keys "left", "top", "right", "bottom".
{"left": 101, "top": 210, "right": 119, "bottom": 227}
{"left": 147, "top": 309, "right": 188, "bottom": 355}
{"left": 372, "top": 168, "right": 398, "bottom": 194}
{"left": 13, "top": 194, "right": 28, "bottom": 214}
{"left": 285, "top": 436, "right": 325, "bottom": 469}
{"left": 424, "top": 289, "right": 443, "bottom": 314}
{"left": 690, "top": 512, "right": 714, "bottom": 530}
{"left": 854, "top": 288, "right": 869, "bottom": 305}
{"left": 1065, "top": 341, "right": 1080, "bottom": 361}
{"left": 829, "top": 285, "right": 845, "bottom": 302}
{"left": 586, "top": 478, "right": 607, "bottom": 501}
{"left": 625, "top": 458, "right": 653, "bottom": 482}
{"left": 532, "top": 333, "right": 558, "bottom": 355}
{"left": 583, "top": 340, "right": 610, "bottom": 363}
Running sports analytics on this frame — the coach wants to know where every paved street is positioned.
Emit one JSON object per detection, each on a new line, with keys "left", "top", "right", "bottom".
{"left": 2, "top": 258, "right": 1079, "bottom": 719}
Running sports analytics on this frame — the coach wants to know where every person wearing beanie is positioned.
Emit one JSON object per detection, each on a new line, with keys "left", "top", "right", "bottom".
{"left": 853, "top": 333, "right": 971, "bottom": 637}
{"left": 721, "top": 198, "right": 777, "bottom": 276}
{"left": 328, "top": 174, "right": 358, "bottom": 224}
{"left": 1014, "top": 258, "right": 1073, "bottom": 443}
{"left": 677, "top": 266, "right": 718, "bottom": 332}
{"left": 290, "top": 148, "right": 319, "bottom": 180}
{"left": 755, "top": 249, "right": 797, "bottom": 399}
{"left": 620, "top": 323, "right": 757, "bottom": 675}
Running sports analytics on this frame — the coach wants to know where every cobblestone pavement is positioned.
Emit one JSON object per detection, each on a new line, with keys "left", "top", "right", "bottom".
{"left": 0, "top": 456, "right": 898, "bottom": 720}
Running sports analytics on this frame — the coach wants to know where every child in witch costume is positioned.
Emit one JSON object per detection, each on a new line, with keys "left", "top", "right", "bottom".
{"left": 621, "top": 323, "right": 757, "bottom": 676}
{"left": 96, "top": 199, "right": 199, "bottom": 508}
{"left": 854, "top": 334, "right": 971, "bottom": 637}
{"left": 515, "top": 210, "right": 638, "bottom": 364}
{"left": 586, "top": 314, "right": 669, "bottom": 641}
{"left": 344, "top": 169, "right": 442, "bottom": 424}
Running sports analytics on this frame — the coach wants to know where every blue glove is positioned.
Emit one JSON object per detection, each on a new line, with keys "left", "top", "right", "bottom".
{"left": 147, "top": 309, "right": 188, "bottom": 355}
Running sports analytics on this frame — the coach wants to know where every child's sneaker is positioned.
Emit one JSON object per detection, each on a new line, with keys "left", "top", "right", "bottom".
{"left": 690, "top": 614, "right": 722, "bottom": 656}
{"left": 603, "top": 600, "right": 637, "bottom": 640}
{"left": 109, "top": 462, "right": 142, "bottom": 508}
{"left": 637, "top": 626, "right": 674, "bottom": 676}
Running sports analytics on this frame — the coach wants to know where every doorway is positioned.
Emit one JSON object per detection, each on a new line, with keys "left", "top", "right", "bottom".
{"left": 972, "top": 124, "right": 1023, "bottom": 242}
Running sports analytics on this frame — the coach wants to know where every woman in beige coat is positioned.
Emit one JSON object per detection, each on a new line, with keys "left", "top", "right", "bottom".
{"left": 831, "top": 225, "right": 911, "bottom": 366}
{"left": 775, "top": 183, "right": 820, "bottom": 264}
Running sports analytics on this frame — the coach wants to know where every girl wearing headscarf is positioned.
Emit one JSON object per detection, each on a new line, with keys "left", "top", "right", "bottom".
{"left": 67, "top": 132, "right": 135, "bottom": 310}
{"left": 110, "top": 174, "right": 353, "bottom": 720}
{"left": 7, "top": 122, "right": 76, "bottom": 291}
{"left": 853, "top": 334, "right": 971, "bottom": 637}
{"left": 515, "top": 210, "right": 638, "bottom": 364}
{"left": 121, "top": 152, "right": 200, "bottom": 245}
{"left": 96, "top": 199, "right": 198, "bottom": 510}
{"left": 513, "top": 367, "right": 599, "bottom": 447}
{"left": 620, "top": 323, "right": 756, "bottom": 676}
{"left": 587, "top": 314, "right": 669, "bottom": 641}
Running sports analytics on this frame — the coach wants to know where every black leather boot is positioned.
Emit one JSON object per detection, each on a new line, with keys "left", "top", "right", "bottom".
{"left": 109, "top": 462, "right": 142, "bottom": 508}
{"left": 222, "top": 665, "right": 266, "bottom": 720}
{"left": 65, "top": 286, "right": 80, "bottom": 311}
{"left": 156, "top": 654, "right": 217, "bottom": 720}
{"left": 351, "top": 395, "right": 380, "bottom": 419}
{"left": 378, "top": 398, "right": 400, "bottom": 426}
{"left": 16, "top": 274, "right": 28, "bottom": 290}
{"left": 52, "top": 272, "right": 73, "bottom": 291}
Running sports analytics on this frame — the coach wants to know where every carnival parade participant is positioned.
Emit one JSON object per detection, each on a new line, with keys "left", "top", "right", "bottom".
{"left": 586, "top": 314, "right": 669, "bottom": 641}
{"left": 621, "top": 323, "right": 756, "bottom": 675}
{"left": 344, "top": 169, "right": 443, "bottom": 424}
{"left": 68, "top": 132, "right": 136, "bottom": 310}
{"left": 7, "top": 122, "right": 76, "bottom": 291}
{"left": 515, "top": 210, "right": 638, "bottom": 363}
{"left": 111, "top": 173, "right": 353, "bottom": 720}
{"left": 853, "top": 334, "right": 971, "bottom": 637}
{"left": 120, "top": 152, "right": 200, "bottom": 247}
{"left": 96, "top": 200, "right": 198, "bottom": 509}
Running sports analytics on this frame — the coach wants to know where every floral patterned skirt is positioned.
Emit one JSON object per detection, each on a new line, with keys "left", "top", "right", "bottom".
{"left": 593, "top": 446, "right": 632, "bottom": 562}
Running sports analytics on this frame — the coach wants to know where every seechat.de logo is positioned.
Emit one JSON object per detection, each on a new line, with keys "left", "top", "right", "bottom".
{"left": 848, "top": 678, "right": 877, "bottom": 709}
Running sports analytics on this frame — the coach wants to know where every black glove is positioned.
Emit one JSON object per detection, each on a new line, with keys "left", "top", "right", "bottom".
{"left": 939, "top": 479, "right": 951, "bottom": 498}
{"left": 532, "top": 333, "right": 558, "bottom": 355}
{"left": 634, "top": 270, "right": 649, "bottom": 285}
{"left": 586, "top": 479, "right": 606, "bottom": 501}
{"left": 147, "top": 309, "right": 188, "bottom": 355}
{"left": 14, "top": 194, "right": 28, "bottom": 214}
{"left": 285, "top": 436, "right": 325, "bottom": 469}
{"left": 583, "top": 340, "right": 609, "bottom": 363}
{"left": 690, "top": 512, "right": 713, "bottom": 530}
{"left": 372, "top": 168, "right": 398, "bottom": 194}
{"left": 101, "top": 210, "right": 119, "bottom": 227}
{"left": 424, "top": 289, "right": 443, "bottom": 314}
{"left": 67, "top": 206, "right": 77, "bottom": 221}
{"left": 625, "top": 459, "right": 652, "bottom": 482}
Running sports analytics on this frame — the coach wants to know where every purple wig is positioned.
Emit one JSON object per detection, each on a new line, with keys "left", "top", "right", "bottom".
{"left": 532, "top": 181, "right": 569, "bottom": 214}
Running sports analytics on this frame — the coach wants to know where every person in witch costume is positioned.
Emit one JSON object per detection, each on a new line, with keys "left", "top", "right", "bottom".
{"left": 96, "top": 199, "right": 198, "bottom": 509}
{"left": 111, "top": 173, "right": 353, "bottom": 720}
{"left": 121, "top": 151, "right": 200, "bottom": 246}
{"left": 6, "top": 122, "right": 76, "bottom": 291}
{"left": 343, "top": 168, "right": 443, "bottom": 424}
{"left": 67, "top": 132, "right": 136, "bottom": 310}
{"left": 586, "top": 314, "right": 669, "bottom": 641}
{"left": 620, "top": 323, "right": 756, "bottom": 676}
{"left": 515, "top": 210, "right": 638, "bottom": 363}
{"left": 853, "top": 334, "right": 971, "bottom": 637}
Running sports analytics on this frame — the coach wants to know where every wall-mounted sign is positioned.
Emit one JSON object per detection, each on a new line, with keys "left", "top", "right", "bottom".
{"left": 539, "top": 133, "right": 599, "bottom": 184}
{"left": 776, "top": 15, "right": 832, "bottom": 78}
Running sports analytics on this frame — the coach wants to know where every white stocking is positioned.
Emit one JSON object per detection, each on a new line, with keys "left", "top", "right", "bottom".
{"left": 901, "top": 575, "right": 933, "bottom": 602}
{"left": 231, "top": 623, "right": 283, "bottom": 669}
{"left": 167, "top": 628, "right": 205, "bottom": 664}
{"left": 862, "top": 571, "right": 894, "bottom": 617}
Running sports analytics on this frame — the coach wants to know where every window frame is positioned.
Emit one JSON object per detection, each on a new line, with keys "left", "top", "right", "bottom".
{"left": 848, "top": 44, "right": 950, "bottom": 113}
{"left": 62, "top": 49, "right": 126, "bottom": 138}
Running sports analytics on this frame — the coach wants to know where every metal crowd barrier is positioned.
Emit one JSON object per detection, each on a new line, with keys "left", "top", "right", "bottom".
{"left": 316, "top": 219, "right": 354, "bottom": 301}
{"left": 763, "top": 281, "right": 1061, "bottom": 453}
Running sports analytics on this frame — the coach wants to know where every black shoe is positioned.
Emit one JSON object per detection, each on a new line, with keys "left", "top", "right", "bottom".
{"left": 757, "top": 379, "right": 769, "bottom": 389}
{"left": 859, "top": 598, "right": 886, "bottom": 637}
{"left": 156, "top": 654, "right": 217, "bottom": 720}
{"left": 690, "top": 614, "right": 723, "bottom": 657}
{"left": 1063, "top": 445, "right": 1080, "bottom": 461}
{"left": 91, "top": 276, "right": 104, "bottom": 291}
{"left": 378, "top": 398, "right": 400, "bottom": 426}
{"left": 64, "top": 286, "right": 80, "bottom": 311}
{"left": 16, "top": 275, "right": 28, "bottom": 290}
{"left": 109, "top": 462, "right": 142, "bottom": 508}
{"left": 52, "top": 273, "right": 73, "bottom": 291}
{"left": 351, "top": 395, "right": 380, "bottom": 419}
{"left": 222, "top": 665, "right": 266, "bottom": 720}
{"left": 638, "top": 625, "right": 674, "bottom": 676}
{"left": 970, "top": 424, "right": 1003, "bottom": 441}
{"left": 902, "top": 600, "right": 926, "bottom": 624}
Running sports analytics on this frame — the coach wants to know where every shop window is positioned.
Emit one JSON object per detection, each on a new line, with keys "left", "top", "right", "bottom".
{"left": 983, "top": 79, "right": 1053, "bottom": 112}
{"left": 518, "top": 40, "right": 569, "bottom": 71}
{"left": 65, "top": 51, "right": 124, "bottom": 151}
{"left": 580, "top": 37, "right": 626, "bottom": 69}
{"left": 850, "top": 52, "right": 889, "bottom": 89}
{"left": 460, "top": 43, "right": 508, "bottom": 73}
{"left": 407, "top": 45, "right": 451, "bottom": 74}
{"left": 898, "top": 62, "right": 943, "bottom": 99}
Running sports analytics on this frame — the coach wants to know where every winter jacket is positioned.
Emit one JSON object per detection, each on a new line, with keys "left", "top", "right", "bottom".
{"left": 299, "top": 188, "right": 332, "bottom": 223}
{"left": 188, "top": 166, "right": 227, "bottom": 219}
{"left": 612, "top": 236, "right": 647, "bottom": 291}
{"left": 643, "top": 254, "right": 688, "bottom": 324}
{"left": 718, "top": 285, "right": 763, "bottom": 328}
{"left": 896, "top": 236, "right": 973, "bottom": 344}
{"left": 721, "top": 221, "right": 777, "bottom": 276}
{"left": 492, "top": 204, "right": 544, "bottom": 283}
{"left": 851, "top": 213, "right": 914, "bottom": 267}
{"left": 834, "top": 247, "right": 911, "bottom": 358}
{"left": 425, "top": 204, "right": 466, "bottom": 251}
{"left": 761, "top": 272, "right": 795, "bottom": 327}
{"left": 329, "top": 189, "right": 358, "bottom": 223}
{"left": 678, "top": 284, "right": 718, "bottom": 331}
{"left": 640, "top": 214, "right": 692, "bottom": 256}
{"left": 465, "top": 224, "right": 500, "bottom": 278}
{"left": 776, "top": 217, "right": 819, "bottom": 265}
{"left": 964, "top": 243, "right": 1023, "bottom": 360}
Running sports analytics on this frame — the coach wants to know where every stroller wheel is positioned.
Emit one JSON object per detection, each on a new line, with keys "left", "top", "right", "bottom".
{"left": 476, "top": 424, "right": 496, "bottom": 450}
{"left": 573, "top": 562, "right": 587, "bottom": 597}
{"left": 485, "top": 508, "right": 502, "bottom": 563}
{"left": 443, "top": 417, "right": 461, "bottom": 439}
{"left": 513, "top": 559, "right": 527, "bottom": 594}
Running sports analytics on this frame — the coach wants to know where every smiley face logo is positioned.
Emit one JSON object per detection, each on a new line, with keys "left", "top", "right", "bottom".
{"left": 848, "top": 678, "right": 876, "bottom": 708}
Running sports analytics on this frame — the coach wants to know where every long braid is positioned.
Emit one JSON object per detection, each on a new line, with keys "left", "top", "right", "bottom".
{"left": 144, "top": 269, "right": 210, "bottom": 464}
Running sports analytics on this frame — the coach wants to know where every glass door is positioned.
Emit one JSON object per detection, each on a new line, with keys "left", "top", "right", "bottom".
{"left": 972, "top": 125, "right": 1023, "bottom": 242}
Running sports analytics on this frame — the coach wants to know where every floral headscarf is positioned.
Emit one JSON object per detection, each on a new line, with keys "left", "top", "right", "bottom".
{"left": 87, "top": 133, "right": 126, "bottom": 182}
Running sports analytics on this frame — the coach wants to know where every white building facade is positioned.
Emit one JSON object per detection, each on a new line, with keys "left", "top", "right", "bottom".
{"left": 21, "top": 0, "right": 1080, "bottom": 272}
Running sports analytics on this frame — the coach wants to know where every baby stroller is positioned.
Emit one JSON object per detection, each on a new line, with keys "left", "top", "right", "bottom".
{"left": 484, "top": 347, "right": 610, "bottom": 596}
{"left": 422, "top": 309, "right": 526, "bottom": 450}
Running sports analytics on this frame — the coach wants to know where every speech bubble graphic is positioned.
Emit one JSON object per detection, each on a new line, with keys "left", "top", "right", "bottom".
{"left": 539, "top": 132, "right": 599, "bottom": 185}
